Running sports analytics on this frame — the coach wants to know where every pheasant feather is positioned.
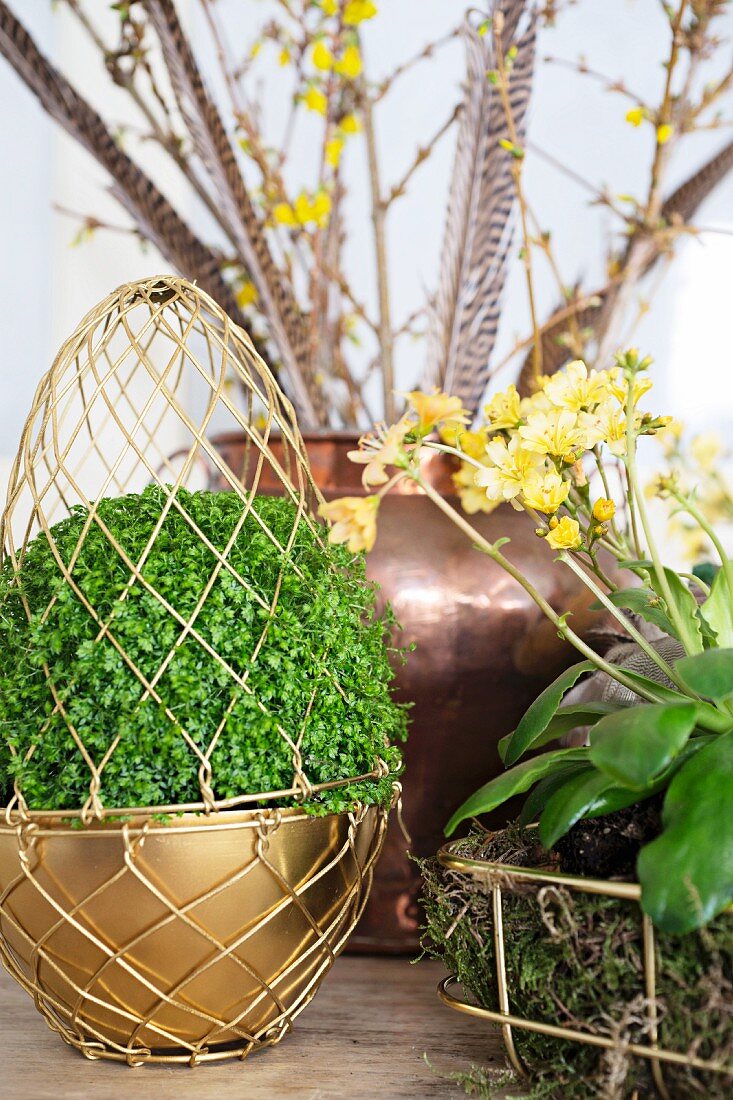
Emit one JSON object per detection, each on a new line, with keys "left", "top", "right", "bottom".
{"left": 425, "top": 2, "right": 536, "bottom": 417}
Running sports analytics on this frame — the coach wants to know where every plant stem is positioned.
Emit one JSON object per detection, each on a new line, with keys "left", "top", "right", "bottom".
{"left": 559, "top": 551, "right": 688, "bottom": 690}
{"left": 414, "top": 475, "right": 672, "bottom": 705}
{"left": 670, "top": 489, "right": 733, "bottom": 598}
{"left": 624, "top": 390, "right": 698, "bottom": 653}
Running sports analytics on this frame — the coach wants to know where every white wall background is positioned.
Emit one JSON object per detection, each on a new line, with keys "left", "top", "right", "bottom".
{"left": 1, "top": 0, "right": 732, "bottom": 491}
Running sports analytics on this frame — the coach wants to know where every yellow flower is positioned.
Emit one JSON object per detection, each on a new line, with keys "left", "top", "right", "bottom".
{"left": 320, "top": 0, "right": 339, "bottom": 13}
{"left": 304, "top": 85, "right": 328, "bottom": 115}
{"left": 236, "top": 279, "right": 259, "bottom": 308}
{"left": 340, "top": 113, "right": 362, "bottom": 134}
{"left": 272, "top": 202, "right": 297, "bottom": 226}
{"left": 543, "top": 360, "right": 611, "bottom": 412}
{"left": 279, "top": 48, "right": 291, "bottom": 67}
{"left": 250, "top": 41, "right": 262, "bottom": 60}
{"left": 691, "top": 431, "right": 724, "bottom": 471}
{"left": 312, "top": 41, "right": 334, "bottom": 71}
{"left": 319, "top": 495, "right": 379, "bottom": 553}
{"left": 592, "top": 497, "right": 616, "bottom": 522}
{"left": 584, "top": 401, "right": 628, "bottom": 456}
{"left": 657, "top": 123, "right": 673, "bottom": 145}
{"left": 453, "top": 462, "right": 499, "bottom": 515}
{"left": 293, "top": 189, "right": 332, "bottom": 228}
{"left": 483, "top": 383, "right": 522, "bottom": 431}
{"left": 625, "top": 107, "right": 644, "bottom": 127}
{"left": 521, "top": 470, "right": 570, "bottom": 514}
{"left": 475, "top": 437, "right": 544, "bottom": 503}
{"left": 439, "top": 424, "right": 489, "bottom": 461}
{"left": 326, "top": 136, "right": 345, "bottom": 167}
{"left": 546, "top": 515, "right": 582, "bottom": 551}
{"left": 519, "top": 408, "right": 586, "bottom": 460}
{"left": 347, "top": 416, "right": 412, "bottom": 487}
{"left": 344, "top": 0, "right": 378, "bottom": 24}
{"left": 608, "top": 368, "right": 653, "bottom": 408}
{"left": 407, "top": 390, "right": 468, "bottom": 434}
{"left": 335, "top": 44, "right": 362, "bottom": 79}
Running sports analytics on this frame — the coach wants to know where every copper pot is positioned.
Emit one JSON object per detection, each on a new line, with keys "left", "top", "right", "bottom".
{"left": 211, "top": 431, "right": 606, "bottom": 953}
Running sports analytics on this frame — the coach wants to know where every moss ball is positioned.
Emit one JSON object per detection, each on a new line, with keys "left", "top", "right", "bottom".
{"left": 0, "top": 485, "right": 405, "bottom": 813}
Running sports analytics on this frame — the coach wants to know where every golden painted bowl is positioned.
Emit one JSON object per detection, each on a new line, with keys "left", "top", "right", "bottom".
{"left": 0, "top": 804, "right": 386, "bottom": 1065}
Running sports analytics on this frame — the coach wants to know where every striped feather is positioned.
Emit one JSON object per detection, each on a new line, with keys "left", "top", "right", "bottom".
{"left": 424, "top": 2, "right": 536, "bottom": 417}
{"left": 143, "top": 0, "right": 327, "bottom": 426}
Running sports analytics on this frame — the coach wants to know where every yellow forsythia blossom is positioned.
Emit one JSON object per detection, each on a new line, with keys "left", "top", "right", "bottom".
{"left": 625, "top": 107, "right": 644, "bottom": 127}
{"left": 657, "top": 123, "right": 673, "bottom": 145}
{"left": 304, "top": 86, "right": 328, "bottom": 115}
{"left": 344, "top": 0, "right": 378, "bottom": 24}
{"left": 326, "top": 136, "right": 345, "bottom": 167}
{"left": 312, "top": 41, "right": 334, "bottom": 71}
{"left": 272, "top": 202, "right": 297, "bottom": 226}
{"left": 335, "top": 45, "right": 362, "bottom": 79}
{"left": 294, "top": 190, "right": 332, "bottom": 228}
{"left": 279, "top": 48, "right": 291, "bottom": 67}
{"left": 340, "top": 113, "right": 362, "bottom": 134}
{"left": 546, "top": 515, "right": 582, "bottom": 551}
{"left": 236, "top": 280, "right": 259, "bottom": 308}
{"left": 320, "top": 0, "right": 339, "bottom": 13}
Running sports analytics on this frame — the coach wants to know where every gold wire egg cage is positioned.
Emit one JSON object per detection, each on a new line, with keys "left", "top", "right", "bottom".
{"left": 0, "top": 275, "right": 397, "bottom": 1065}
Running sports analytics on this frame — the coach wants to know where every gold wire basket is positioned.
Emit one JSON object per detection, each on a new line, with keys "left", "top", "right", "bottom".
{"left": 436, "top": 840, "right": 733, "bottom": 1099}
{"left": 0, "top": 275, "right": 396, "bottom": 1064}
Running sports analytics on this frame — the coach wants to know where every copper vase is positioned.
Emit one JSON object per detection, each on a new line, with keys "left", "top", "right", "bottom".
{"left": 211, "top": 431, "right": 605, "bottom": 953}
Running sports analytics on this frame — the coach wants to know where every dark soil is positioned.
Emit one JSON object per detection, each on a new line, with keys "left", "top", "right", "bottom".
{"left": 554, "top": 795, "right": 664, "bottom": 879}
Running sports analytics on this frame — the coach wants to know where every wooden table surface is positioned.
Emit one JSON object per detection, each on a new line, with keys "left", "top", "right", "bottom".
{"left": 0, "top": 956, "right": 508, "bottom": 1099}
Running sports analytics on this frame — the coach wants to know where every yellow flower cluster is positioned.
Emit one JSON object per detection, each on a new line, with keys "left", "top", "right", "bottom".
{"left": 273, "top": 189, "right": 332, "bottom": 229}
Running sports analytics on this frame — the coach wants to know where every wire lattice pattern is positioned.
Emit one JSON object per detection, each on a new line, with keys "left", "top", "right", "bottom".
{"left": 437, "top": 842, "right": 733, "bottom": 1098}
{"left": 0, "top": 275, "right": 390, "bottom": 824}
{"left": 0, "top": 804, "right": 388, "bottom": 1064}
{"left": 0, "top": 276, "right": 396, "bottom": 1063}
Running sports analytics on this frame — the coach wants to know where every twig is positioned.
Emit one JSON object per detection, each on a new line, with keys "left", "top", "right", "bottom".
{"left": 384, "top": 105, "right": 460, "bottom": 207}
{"left": 362, "top": 87, "right": 395, "bottom": 421}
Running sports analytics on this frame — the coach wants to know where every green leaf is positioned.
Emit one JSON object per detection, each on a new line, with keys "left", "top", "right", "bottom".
{"left": 444, "top": 748, "right": 589, "bottom": 837}
{"left": 518, "top": 762, "right": 591, "bottom": 825}
{"left": 676, "top": 648, "right": 733, "bottom": 705}
{"left": 538, "top": 769, "right": 614, "bottom": 849}
{"left": 592, "top": 587, "right": 677, "bottom": 638}
{"left": 638, "top": 730, "right": 733, "bottom": 932}
{"left": 699, "top": 566, "right": 733, "bottom": 648}
{"left": 619, "top": 562, "right": 705, "bottom": 652}
{"left": 584, "top": 736, "right": 711, "bottom": 818}
{"left": 502, "top": 661, "right": 595, "bottom": 766}
{"left": 653, "top": 568, "right": 704, "bottom": 653}
{"left": 589, "top": 703, "right": 699, "bottom": 789}
{"left": 498, "top": 702, "right": 619, "bottom": 762}
{"left": 613, "top": 668, "right": 730, "bottom": 732}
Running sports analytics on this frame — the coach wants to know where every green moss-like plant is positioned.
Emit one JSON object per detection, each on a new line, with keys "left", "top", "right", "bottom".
{"left": 0, "top": 485, "right": 406, "bottom": 814}
{"left": 421, "top": 827, "right": 732, "bottom": 1099}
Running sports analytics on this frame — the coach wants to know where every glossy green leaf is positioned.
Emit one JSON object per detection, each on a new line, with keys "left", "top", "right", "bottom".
{"left": 638, "top": 730, "right": 733, "bottom": 933}
{"left": 498, "top": 702, "right": 619, "bottom": 762}
{"left": 676, "top": 648, "right": 733, "bottom": 704}
{"left": 589, "top": 703, "right": 699, "bottom": 789}
{"left": 614, "top": 668, "right": 730, "bottom": 732}
{"left": 699, "top": 567, "right": 733, "bottom": 648}
{"left": 592, "top": 587, "right": 677, "bottom": 638}
{"left": 584, "top": 737, "right": 711, "bottom": 818}
{"left": 502, "top": 661, "right": 595, "bottom": 766}
{"left": 518, "top": 762, "right": 591, "bottom": 825}
{"left": 538, "top": 769, "right": 614, "bottom": 849}
{"left": 444, "top": 748, "right": 589, "bottom": 837}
